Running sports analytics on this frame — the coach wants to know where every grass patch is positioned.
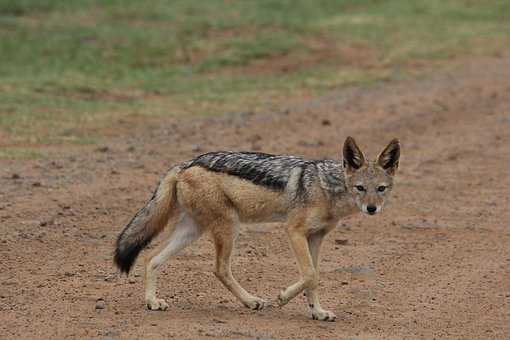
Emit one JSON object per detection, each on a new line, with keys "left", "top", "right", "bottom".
{"left": 1, "top": 0, "right": 510, "bottom": 148}
{"left": 0, "top": 148, "right": 47, "bottom": 160}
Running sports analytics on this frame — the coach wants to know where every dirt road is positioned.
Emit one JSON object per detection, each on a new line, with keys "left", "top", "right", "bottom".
{"left": 1, "top": 56, "right": 509, "bottom": 339}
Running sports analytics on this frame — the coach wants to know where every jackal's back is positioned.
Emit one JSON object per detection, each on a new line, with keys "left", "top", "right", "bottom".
{"left": 185, "top": 151, "right": 347, "bottom": 201}
{"left": 186, "top": 151, "right": 310, "bottom": 191}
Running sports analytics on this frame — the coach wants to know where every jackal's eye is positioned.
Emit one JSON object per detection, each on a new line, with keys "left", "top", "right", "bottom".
{"left": 355, "top": 185, "right": 365, "bottom": 192}
{"left": 377, "top": 185, "right": 387, "bottom": 192}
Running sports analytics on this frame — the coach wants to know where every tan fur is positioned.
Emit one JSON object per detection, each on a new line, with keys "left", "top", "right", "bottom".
{"left": 123, "top": 138, "right": 400, "bottom": 322}
{"left": 178, "top": 166, "right": 289, "bottom": 223}
{"left": 151, "top": 168, "right": 180, "bottom": 234}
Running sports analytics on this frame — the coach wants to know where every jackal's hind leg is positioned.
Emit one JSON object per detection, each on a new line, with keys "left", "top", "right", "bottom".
{"left": 212, "top": 222, "right": 266, "bottom": 310}
{"left": 145, "top": 214, "right": 201, "bottom": 311}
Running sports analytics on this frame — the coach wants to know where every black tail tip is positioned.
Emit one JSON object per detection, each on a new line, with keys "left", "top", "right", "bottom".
{"left": 114, "top": 246, "right": 138, "bottom": 274}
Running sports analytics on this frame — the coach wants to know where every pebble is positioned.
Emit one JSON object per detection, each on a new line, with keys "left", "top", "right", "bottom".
{"left": 102, "top": 329, "right": 120, "bottom": 338}
{"left": 335, "top": 239, "right": 349, "bottom": 245}
{"left": 95, "top": 299, "right": 106, "bottom": 309}
{"left": 96, "top": 146, "right": 109, "bottom": 153}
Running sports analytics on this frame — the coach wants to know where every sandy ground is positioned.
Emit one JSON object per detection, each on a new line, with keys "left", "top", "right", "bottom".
{"left": 1, "top": 56, "right": 509, "bottom": 339}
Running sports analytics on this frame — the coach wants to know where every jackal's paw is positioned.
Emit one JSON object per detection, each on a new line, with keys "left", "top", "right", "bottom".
{"left": 146, "top": 298, "right": 169, "bottom": 311}
{"left": 276, "top": 291, "right": 289, "bottom": 307}
{"left": 244, "top": 296, "right": 267, "bottom": 310}
{"left": 311, "top": 309, "right": 336, "bottom": 322}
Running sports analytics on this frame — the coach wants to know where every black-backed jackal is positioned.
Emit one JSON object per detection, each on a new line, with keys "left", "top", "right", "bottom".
{"left": 114, "top": 137, "right": 400, "bottom": 321}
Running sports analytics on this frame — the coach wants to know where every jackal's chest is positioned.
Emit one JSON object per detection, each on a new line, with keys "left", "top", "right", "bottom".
{"left": 331, "top": 196, "right": 358, "bottom": 220}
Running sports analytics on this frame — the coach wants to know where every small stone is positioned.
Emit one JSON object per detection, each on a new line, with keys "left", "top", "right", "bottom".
{"left": 96, "top": 146, "right": 109, "bottom": 153}
{"left": 248, "top": 134, "right": 262, "bottom": 143}
{"left": 11, "top": 173, "right": 20, "bottom": 179}
{"left": 32, "top": 181, "right": 42, "bottom": 187}
{"left": 95, "top": 299, "right": 105, "bottom": 309}
{"left": 51, "top": 161, "right": 63, "bottom": 169}
{"left": 341, "top": 281, "right": 349, "bottom": 285}
{"left": 191, "top": 144, "right": 201, "bottom": 152}
{"left": 336, "top": 266, "right": 375, "bottom": 275}
{"left": 321, "top": 119, "right": 331, "bottom": 126}
{"left": 128, "top": 277, "right": 136, "bottom": 284}
{"left": 335, "top": 239, "right": 349, "bottom": 245}
{"left": 102, "top": 329, "right": 120, "bottom": 338}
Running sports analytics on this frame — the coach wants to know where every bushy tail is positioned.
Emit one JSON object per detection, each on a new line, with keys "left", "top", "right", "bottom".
{"left": 114, "top": 166, "right": 180, "bottom": 274}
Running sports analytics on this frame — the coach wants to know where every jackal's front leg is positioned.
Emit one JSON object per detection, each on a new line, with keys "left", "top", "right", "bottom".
{"left": 277, "top": 229, "right": 316, "bottom": 305}
{"left": 277, "top": 222, "right": 336, "bottom": 321}
{"left": 305, "top": 230, "right": 336, "bottom": 321}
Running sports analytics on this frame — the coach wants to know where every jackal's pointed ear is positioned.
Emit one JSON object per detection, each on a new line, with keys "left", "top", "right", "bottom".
{"left": 343, "top": 136, "right": 366, "bottom": 173}
{"left": 377, "top": 138, "right": 400, "bottom": 175}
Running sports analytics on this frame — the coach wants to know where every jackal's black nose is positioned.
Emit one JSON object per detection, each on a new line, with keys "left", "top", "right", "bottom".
{"left": 367, "top": 205, "right": 377, "bottom": 214}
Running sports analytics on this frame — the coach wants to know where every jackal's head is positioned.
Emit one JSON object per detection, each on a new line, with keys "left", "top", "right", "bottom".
{"left": 342, "top": 136, "right": 400, "bottom": 215}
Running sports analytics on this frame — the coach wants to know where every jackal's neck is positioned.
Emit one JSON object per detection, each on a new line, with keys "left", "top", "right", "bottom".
{"left": 316, "top": 160, "right": 347, "bottom": 197}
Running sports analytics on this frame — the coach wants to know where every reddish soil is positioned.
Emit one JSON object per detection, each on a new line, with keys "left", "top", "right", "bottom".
{"left": 1, "top": 56, "right": 509, "bottom": 339}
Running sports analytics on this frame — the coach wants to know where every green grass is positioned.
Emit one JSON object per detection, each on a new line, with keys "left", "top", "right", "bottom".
{"left": 0, "top": 147, "right": 47, "bottom": 160}
{"left": 1, "top": 0, "right": 510, "bottom": 147}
